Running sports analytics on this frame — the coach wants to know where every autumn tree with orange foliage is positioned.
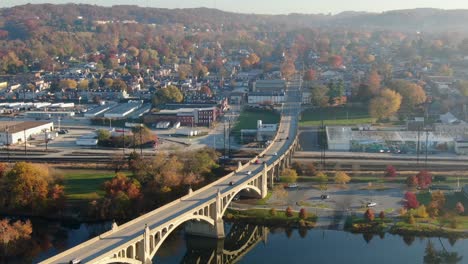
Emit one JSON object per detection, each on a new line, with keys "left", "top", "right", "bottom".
{"left": 0, "top": 219, "right": 33, "bottom": 244}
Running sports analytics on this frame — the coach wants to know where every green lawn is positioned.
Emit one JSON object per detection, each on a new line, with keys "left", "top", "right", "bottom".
{"left": 59, "top": 169, "right": 123, "bottom": 201}
{"left": 300, "top": 106, "right": 376, "bottom": 126}
{"left": 231, "top": 108, "right": 280, "bottom": 136}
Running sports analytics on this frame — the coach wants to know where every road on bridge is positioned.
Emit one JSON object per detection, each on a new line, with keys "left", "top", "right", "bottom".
{"left": 41, "top": 77, "right": 303, "bottom": 264}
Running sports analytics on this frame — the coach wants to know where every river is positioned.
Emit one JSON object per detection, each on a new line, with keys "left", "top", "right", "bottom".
{"left": 14, "top": 220, "right": 466, "bottom": 264}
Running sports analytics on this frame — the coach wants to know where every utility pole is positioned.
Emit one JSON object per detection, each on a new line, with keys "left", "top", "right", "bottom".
{"left": 139, "top": 125, "right": 143, "bottom": 156}
{"left": 6, "top": 126, "right": 9, "bottom": 162}
{"left": 416, "top": 127, "right": 421, "bottom": 166}
{"left": 42, "top": 128, "right": 48, "bottom": 152}
{"left": 425, "top": 128, "right": 429, "bottom": 170}
{"left": 122, "top": 125, "right": 125, "bottom": 156}
{"left": 228, "top": 118, "right": 231, "bottom": 158}
{"left": 223, "top": 121, "right": 226, "bottom": 158}
{"left": 24, "top": 129, "right": 27, "bottom": 155}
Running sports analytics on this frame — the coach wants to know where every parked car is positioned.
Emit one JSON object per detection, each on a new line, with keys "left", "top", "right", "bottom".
{"left": 366, "top": 202, "right": 377, "bottom": 207}
{"left": 287, "top": 183, "right": 298, "bottom": 188}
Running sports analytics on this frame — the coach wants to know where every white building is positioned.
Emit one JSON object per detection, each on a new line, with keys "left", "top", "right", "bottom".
{"left": 0, "top": 121, "right": 54, "bottom": 145}
{"left": 247, "top": 92, "right": 285, "bottom": 104}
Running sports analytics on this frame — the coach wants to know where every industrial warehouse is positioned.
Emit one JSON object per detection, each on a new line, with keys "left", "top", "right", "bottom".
{"left": 0, "top": 121, "right": 54, "bottom": 145}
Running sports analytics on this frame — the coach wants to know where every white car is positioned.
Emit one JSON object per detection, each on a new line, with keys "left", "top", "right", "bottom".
{"left": 288, "top": 183, "right": 298, "bottom": 188}
{"left": 246, "top": 171, "right": 252, "bottom": 175}
{"left": 366, "top": 202, "right": 377, "bottom": 207}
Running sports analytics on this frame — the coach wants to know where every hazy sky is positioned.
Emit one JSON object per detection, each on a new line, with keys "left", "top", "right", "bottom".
{"left": 2, "top": 0, "right": 468, "bottom": 14}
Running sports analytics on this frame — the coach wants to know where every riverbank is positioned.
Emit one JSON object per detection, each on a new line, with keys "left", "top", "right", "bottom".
{"left": 225, "top": 208, "right": 317, "bottom": 228}
{"left": 346, "top": 216, "right": 468, "bottom": 238}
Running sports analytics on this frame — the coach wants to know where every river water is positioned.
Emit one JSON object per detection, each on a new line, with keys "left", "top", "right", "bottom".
{"left": 18, "top": 220, "right": 466, "bottom": 264}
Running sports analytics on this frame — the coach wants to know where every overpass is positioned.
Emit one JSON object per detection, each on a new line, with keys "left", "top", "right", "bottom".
{"left": 41, "top": 80, "right": 302, "bottom": 264}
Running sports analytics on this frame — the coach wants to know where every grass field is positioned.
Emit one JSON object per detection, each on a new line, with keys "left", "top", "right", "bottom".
{"left": 57, "top": 169, "right": 121, "bottom": 201}
{"left": 300, "top": 106, "right": 376, "bottom": 126}
{"left": 231, "top": 108, "right": 280, "bottom": 136}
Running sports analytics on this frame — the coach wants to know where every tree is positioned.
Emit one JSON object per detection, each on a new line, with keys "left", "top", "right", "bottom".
{"left": 404, "top": 191, "right": 419, "bottom": 209}
{"left": 5, "top": 162, "right": 51, "bottom": 210}
{"left": 281, "top": 168, "right": 298, "bottom": 183}
{"left": 59, "top": 79, "right": 77, "bottom": 89}
{"left": 369, "top": 88, "right": 402, "bottom": 120}
{"left": 385, "top": 165, "right": 397, "bottom": 178}
{"left": 269, "top": 208, "right": 277, "bottom": 216}
{"left": 152, "top": 85, "right": 183, "bottom": 105}
{"left": 328, "top": 55, "right": 343, "bottom": 68}
{"left": 364, "top": 208, "right": 375, "bottom": 221}
{"left": 415, "top": 205, "right": 429, "bottom": 218}
{"left": 96, "top": 129, "right": 111, "bottom": 142}
{"left": 379, "top": 211, "right": 385, "bottom": 220}
{"left": 327, "top": 80, "right": 345, "bottom": 104}
{"left": 334, "top": 171, "right": 351, "bottom": 185}
{"left": 280, "top": 61, "right": 296, "bottom": 80}
{"left": 310, "top": 84, "right": 329, "bottom": 107}
{"left": 299, "top": 208, "right": 307, "bottom": 219}
{"left": 388, "top": 80, "right": 426, "bottom": 111}
{"left": 408, "top": 213, "right": 416, "bottom": 224}
{"left": 455, "top": 202, "right": 465, "bottom": 215}
{"left": 111, "top": 79, "right": 128, "bottom": 92}
{"left": 367, "top": 70, "right": 381, "bottom": 95}
{"left": 0, "top": 219, "right": 32, "bottom": 244}
{"left": 456, "top": 80, "right": 468, "bottom": 97}
{"left": 285, "top": 206, "right": 294, "bottom": 217}
{"left": 416, "top": 170, "right": 432, "bottom": 189}
{"left": 177, "top": 64, "right": 192, "bottom": 80}
{"left": 303, "top": 69, "right": 317, "bottom": 81}
{"left": 316, "top": 171, "right": 328, "bottom": 192}
{"left": 406, "top": 175, "right": 418, "bottom": 187}
{"left": 438, "top": 64, "right": 453, "bottom": 76}
{"left": 200, "top": 86, "right": 212, "bottom": 97}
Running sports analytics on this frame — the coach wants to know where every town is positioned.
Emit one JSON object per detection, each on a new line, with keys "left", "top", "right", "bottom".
{"left": 0, "top": 3, "right": 468, "bottom": 264}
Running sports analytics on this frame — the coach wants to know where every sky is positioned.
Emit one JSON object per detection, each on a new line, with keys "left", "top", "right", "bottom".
{"left": 1, "top": 0, "right": 468, "bottom": 14}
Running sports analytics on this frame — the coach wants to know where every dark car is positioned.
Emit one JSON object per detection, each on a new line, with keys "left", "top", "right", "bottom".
{"left": 229, "top": 181, "right": 234, "bottom": 186}
{"left": 320, "top": 194, "right": 330, "bottom": 199}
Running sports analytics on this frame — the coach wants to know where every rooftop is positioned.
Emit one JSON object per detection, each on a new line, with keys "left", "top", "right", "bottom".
{"left": 0, "top": 121, "right": 52, "bottom": 134}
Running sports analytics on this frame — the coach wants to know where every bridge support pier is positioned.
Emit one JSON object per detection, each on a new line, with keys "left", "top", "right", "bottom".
{"left": 185, "top": 219, "right": 225, "bottom": 239}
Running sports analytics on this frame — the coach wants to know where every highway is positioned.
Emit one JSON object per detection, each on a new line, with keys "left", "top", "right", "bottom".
{"left": 42, "top": 78, "right": 302, "bottom": 263}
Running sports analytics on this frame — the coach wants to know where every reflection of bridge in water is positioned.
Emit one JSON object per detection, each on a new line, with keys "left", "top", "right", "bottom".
{"left": 181, "top": 224, "right": 268, "bottom": 264}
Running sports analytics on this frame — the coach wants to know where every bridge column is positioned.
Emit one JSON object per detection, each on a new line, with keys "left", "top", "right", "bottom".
{"left": 185, "top": 190, "right": 225, "bottom": 239}
{"left": 136, "top": 224, "right": 152, "bottom": 264}
{"left": 275, "top": 163, "right": 281, "bottom": 181}
{"left": 261, "top": 163, "right": 268, "bottom": 198}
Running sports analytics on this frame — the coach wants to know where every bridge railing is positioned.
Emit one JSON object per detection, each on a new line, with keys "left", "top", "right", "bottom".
{"left": 41, "top": 110, "right": 297, "bottom": 264}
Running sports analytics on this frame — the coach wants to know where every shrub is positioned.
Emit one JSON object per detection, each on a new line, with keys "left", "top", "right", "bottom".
{"left": 226, "top": 213, "right": 234, "bottom": 219}
{"left": 364, "top": 209, "right": 375, "bottom": 221}
{"left": 299, "top": 208, "right": 307, "bottom": 219}
{"left": 414, "top": 205, "right": 429, "bottom": 218}
{"left": 298, "top": 219, "right": 306, "bottom": 227}
{"left": 406, "top": 175, "right": 418, "bottom": 187}
{"left": 385, "top": 165, "right": 397, "bottom": 178}
{"left": 416, "top": 170, "right": 432, "bottom": 189}
{"left": 285, "top": 206, "right": 294, "bottom": 217}
{"left": 399, "top": 207, "right": 408, "bottom": 216}
{"left": 379, "top": 211, "right": 385, "bottom": 220}
{"left": 408, "top": 214, "right": 415, "bottom": 225}
{"left": 404, "top": 191, "right": 419, "bottom": 209}
{"left": 456, "top": 202, "right": 465, "bottom": 215}
{"left": 269, "top": 208, "right": 277, "bottom": 216}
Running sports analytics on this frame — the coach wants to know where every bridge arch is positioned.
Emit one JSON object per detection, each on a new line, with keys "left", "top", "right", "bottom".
{"left": 101, "top": 257, "right": 141, "bottom": 264}
{"left": 221, "top": 185, "right": 261, "bottom": 216}
{"left": 148, "top": 214, "right": 214, "bottom": 260}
